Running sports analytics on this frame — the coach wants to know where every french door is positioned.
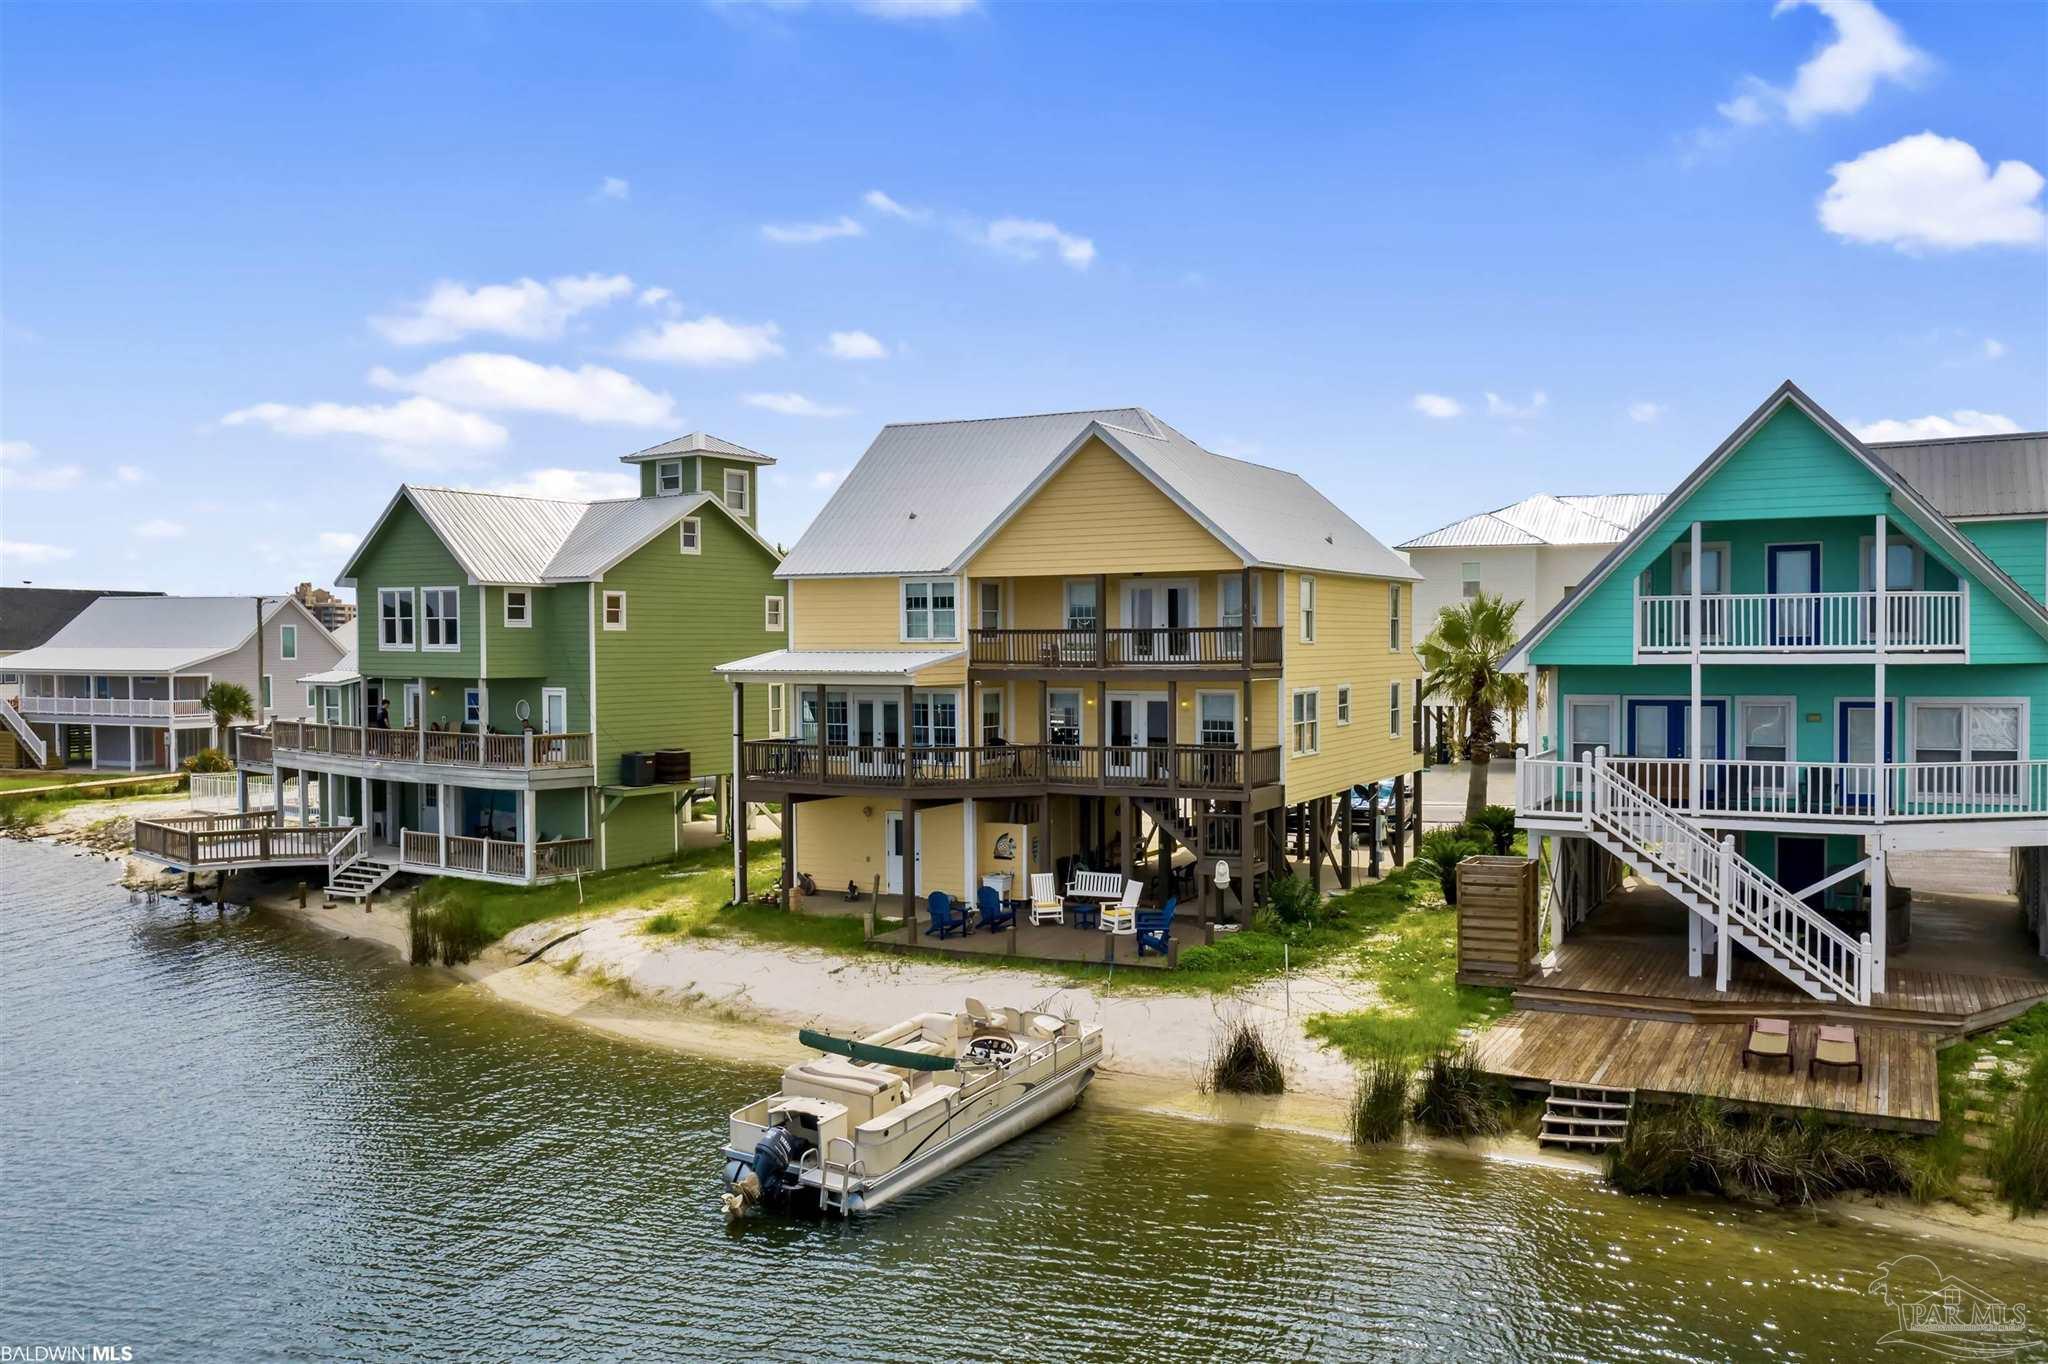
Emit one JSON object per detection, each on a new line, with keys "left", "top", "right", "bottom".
{"left": 1123, "top": 582, "right": 1197, "bottom": 660}
{"left": 1623, "top": 699, "right": 1726, "bottom": 805}
{"left": 854, "top": 696, "right": 902, "bottom": 776}
{"left": 1107, "top": 692, "right": 1171, "bottom": 778}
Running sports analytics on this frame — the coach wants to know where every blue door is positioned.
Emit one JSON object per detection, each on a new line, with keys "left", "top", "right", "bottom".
{"left": 1768, "top": 543, "right": 1821, "bottom": 646}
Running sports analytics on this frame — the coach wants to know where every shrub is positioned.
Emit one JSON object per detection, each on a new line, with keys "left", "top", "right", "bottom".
{"left": 1416, "top": 828, "right": 1486, "bottom": 903}
{"left": 1266, "top": 872, "right": 1321, "bottom": 928}
{"left": 409, "top": 899, "right": 488, "bottom": 967}
{"left": 1410, "top": 1047, "right": 1508, "bottom": 1139}
{"left": 180, "top": 748, "right": 232, "bottom": 774}
{"left": 645, "top": 911, "right": 683, "bottom": 935}
{"left": 1988, "top": 1058, "right": 2048, "bottom": 1217}
{"left": 1351, "top": 1049, "right": 1410, "bottom": 1143}
{"left": 1470, "top": 805, "right": 1518, "bottom": 855}
{"left": 1206, "top": 1017, "right": 1286, "bottom": 1095}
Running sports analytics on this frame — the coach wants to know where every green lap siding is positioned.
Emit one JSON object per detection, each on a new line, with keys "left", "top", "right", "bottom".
{"left": 483, "top": 585, "right": 552, "bottom": 676}
{"left": 600, "top": 794, "right": 678, "bottom": 868}
{"left": 351, "top": 499, "right": 482, "bottom": 678}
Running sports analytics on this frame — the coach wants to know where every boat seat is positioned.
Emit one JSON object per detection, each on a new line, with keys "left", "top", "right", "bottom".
{"left": 854, "top": 1084, "right": 954, "bottom": 1140}
{"left": 782, "top": 1057, "right": 909, "bottom": 1124}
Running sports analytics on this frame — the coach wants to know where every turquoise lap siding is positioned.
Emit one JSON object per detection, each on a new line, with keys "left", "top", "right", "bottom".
{"left": 1961, "top": 519, "right": 2047, "bottom": 606}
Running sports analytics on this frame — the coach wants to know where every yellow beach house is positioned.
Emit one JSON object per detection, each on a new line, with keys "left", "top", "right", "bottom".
{"left": 716, "top": 407, "right": 1422, "bottom": 937}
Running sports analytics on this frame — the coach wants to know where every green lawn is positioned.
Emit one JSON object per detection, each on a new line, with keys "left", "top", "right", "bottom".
{"left": 0, "top": 769, "right": 176, "bottom": 794}
{"left": 0, "top": 774, "right": 187, "bottom": 830}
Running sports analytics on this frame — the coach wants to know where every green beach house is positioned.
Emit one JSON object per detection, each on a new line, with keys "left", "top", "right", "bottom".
{"left": 234, "top": 433, "right": 784, "bottom": 892}
{"left": 1509, "top": 381, "right": 2048, "bottom": 1006}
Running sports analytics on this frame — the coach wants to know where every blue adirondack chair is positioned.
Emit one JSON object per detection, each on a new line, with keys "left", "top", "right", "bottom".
{"left": 925, "top": 890, "right": 969, "bottom": 940}
{"left": 1135, "top": 896, "right": 1177, "bottom": 958}
{"left": 978, "top": 884, "right": 1017, "bottom": 933}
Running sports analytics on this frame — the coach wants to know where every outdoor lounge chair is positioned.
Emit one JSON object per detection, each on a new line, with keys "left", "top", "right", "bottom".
{"left": 1028, "top": 873, "right": 1063, "bottom": 926}
{"left": 978, "top": 885, "right": 1017, "bottom": 934}
{"left": 924, "top": 891, "right": 970, "bottom": 940}
{"left": 1100, "top": 881, "right": 1141, "bottom": 936}
{"left": 1135, "top": 897, "right": 1177, "bottom": 958}
{"left": 1741, "top": 1016, "right": 1793, "bottom": 1073}
{"left": 1808, "top": 1024, "right": 1862, "bottom": 1082}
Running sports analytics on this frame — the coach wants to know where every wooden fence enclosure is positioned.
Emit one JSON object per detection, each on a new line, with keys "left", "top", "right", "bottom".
{"left": 1456, "top": 855, "right": 1538, "bottom": 985}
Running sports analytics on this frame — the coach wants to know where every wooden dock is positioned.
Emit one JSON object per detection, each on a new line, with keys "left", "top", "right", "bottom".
{"left": 1471, "top": 1011, "right": 1941, "bottom": 1133}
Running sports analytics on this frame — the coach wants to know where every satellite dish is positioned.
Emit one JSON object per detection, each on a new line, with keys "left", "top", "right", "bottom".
{"left": 515, "top": 699, "right": 532, "bottom": 721}
{"left": 1213, "top": 860, "right": 1231, "bottom": 889}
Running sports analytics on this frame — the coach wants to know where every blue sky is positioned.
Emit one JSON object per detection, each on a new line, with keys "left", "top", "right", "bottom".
{"left": 2, "top": 0, "right": 2042, "bottom": 596}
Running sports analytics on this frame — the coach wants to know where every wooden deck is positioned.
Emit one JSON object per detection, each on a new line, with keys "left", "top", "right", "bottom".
{"left": 862, "top": 915, "right": 1176, "bottom": 969}
{"left": 1471, "top": 1011, "right": 1941, "bottom": 1133}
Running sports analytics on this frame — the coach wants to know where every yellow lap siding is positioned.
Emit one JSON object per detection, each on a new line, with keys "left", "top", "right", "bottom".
{"left": 786, "top": 577, "right": 967, "bottom": 685}
{"left": 1280, "top": 572, "right": 1417, "bottom": 801}
{"left": 965, "top": 437, "right": 1243, "bottom": 579}
{"left": 789, "top": 795, "right": 966, "bottom": 898}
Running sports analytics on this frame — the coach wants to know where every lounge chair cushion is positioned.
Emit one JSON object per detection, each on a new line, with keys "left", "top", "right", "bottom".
{"left": 1746, "top": 1029, "right": 1790, "bottom": 1057}
{"left": 1813, "top": 1026, "right": 1858, "bottom": 1066}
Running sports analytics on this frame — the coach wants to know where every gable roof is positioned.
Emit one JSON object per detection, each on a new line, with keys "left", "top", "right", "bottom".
{"left": 618, "top": 432, "right": 777, "bottom": 465}
{"left": 338, "top": 485, "right": 777, "bottom": 588}
{"left": 2, "top": 595, "right": 312, "bottom": 673}
{"left": 1506, "top": 381, "right": 2048, "bottom": 668}
{"left": 1397, "top": 493, "right": 1666, "bottom": 550}
{"left": 775, "top": 407, "right": 1418, "bottom": 580}
{"left": 0, "top": 587, "right": 163, "bottom": 653}
{"left": 1865, "top": 431, "right": 2047, "bottom": 520}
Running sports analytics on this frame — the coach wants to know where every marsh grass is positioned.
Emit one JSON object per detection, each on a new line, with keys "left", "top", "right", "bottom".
{"left": 1350, "top": 1048, "right": 1410, "bottom": 1143}
{"left": 1206, "top": 1017, "right": 1286, "bottom": 1095}
{"left": 1410, "top": 1048, "right": 1508, "bottom": 1140}
{"left": 1606, "top": 1099, "right": 1921, "bottom": 1206}
{"left": 1987, "top": 1054, "right": 2048, "bottom": 1216}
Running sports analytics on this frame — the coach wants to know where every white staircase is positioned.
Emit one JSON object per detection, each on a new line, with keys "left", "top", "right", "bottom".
{"left": 0, "top": 703, "right": 49, "bottom": 768}
{"left": 324, "top": 826, "right": 398, "bottom": 902}
{"left": 1539, "top": 1082, "right": 1634, "bottom": 1150}
{"left": 1584, "top": 751, "right": 1872, "bottom": 1006}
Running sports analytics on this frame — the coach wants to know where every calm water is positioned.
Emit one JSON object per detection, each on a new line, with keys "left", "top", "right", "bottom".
{"left": 1, "top": 839, "right": 2041, "bottom": 1362}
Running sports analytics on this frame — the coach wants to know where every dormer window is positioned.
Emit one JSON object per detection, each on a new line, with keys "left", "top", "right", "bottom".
{"left": 723, "top": 468, "right": 750, "bottom": 516}
{"left": 656, "top": 460, "right": 684, "bottom": 496}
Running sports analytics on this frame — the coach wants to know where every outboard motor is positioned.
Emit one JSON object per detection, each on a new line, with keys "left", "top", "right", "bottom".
{"left": 723, "top": 1123, "right": 811, "bottom": 1219}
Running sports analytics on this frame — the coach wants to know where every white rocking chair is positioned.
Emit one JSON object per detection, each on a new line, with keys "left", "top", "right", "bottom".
{"left": 1100, "top": 881, "right": 1141, "bottom": 936}
{"left": 1029, "top": 872, "right": 1064, "bottom": 925}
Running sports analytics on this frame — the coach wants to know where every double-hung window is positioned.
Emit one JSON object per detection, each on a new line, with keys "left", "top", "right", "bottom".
{"left": 1292, "top": 690, "right": 1320, "bottom": 755}
{"left": 765, "top": 596, "right": 785, "bottom": 631}
{"left": 260, "top": 675, "right": 272, "bottom": 711}
{"left": 768, "top": 685, "right": 786, "bottom": 738}
{"left": 1299, "top": 575, "right": 1317, "bottom": 643}
{"left": 1567, "top": 699, "right": 1616, "bottom": 762}
{"left": 1336, "top": 685, "right": 1352, "bottom": 725}
{"left": 378, "top": 589, "right": 414, "bottom": 649}
{"left": 280, "top": 624, "right": 297, "bottom": 660}
{"left": 902, "top": 579, "right": 957, "bottom": 641}
{"left": 505, "top": 590, "right": 531, "bottom": 627}
{"left": 1199, "top": 693, "right": 1238, "bottom": 748}
{"left": 980, "top": 690, "right": 1003, "bottom": 745}
{"left": 464, "top": 688, "right": 482, "bottom": 726}
{"left": 723, "top": 468, "right": 750, "bottom": 516}
{"left": 1063, "top": 581, "right": 1098, "bottom": 632}
{"left": 1219, "top": 575, "right": 1260, "bottom": 629}
{"left": 679, "top": 517, "right": 700, "bottom": 554}
{"left": 1047, "top": 690, "right": 1082, "bottom": 759}
{"left": 421, "top": 588, "right": 459, "bottom": 650}
{"left": 978, "top": 582, "right": 1002, "bottom": 631}
{"left": 912, "top": 693, "right": 959, "bottom": 750}
{"left": 656, "top": 460, "right": 683, "bottom": 496}
{"left": 1389, "top": 682, "right": 1402, "bottom": 737}
{"left": 1389, "top": 583, "right": 1403, "bottom": 649}
{"left": 602, "top": 591, "right": 627, "bottom": 630}
{"left": 1460, "top": 563, "right": 1480, "bottom": 599}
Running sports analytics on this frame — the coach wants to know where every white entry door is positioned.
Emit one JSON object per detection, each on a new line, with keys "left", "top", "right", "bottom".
{"left": 854, "top": 696, "right": 903, "bottom": 777}
{"left": 402, "top": 683, "right": 421, "bottom": 729}
{"left": 884, "top": 811, "right": 921, "bottom": 895}
{"left": 542, "top": 687, "right": 568, "bottom": 733}
{"left": 1123, "top": 582, "right": 1197, "bottom": 660}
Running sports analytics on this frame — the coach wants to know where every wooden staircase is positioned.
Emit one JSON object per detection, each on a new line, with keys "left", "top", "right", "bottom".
{"left": 327, "top": 857, "right": 398, "bottom": 902}
{"left": 1538, "top": 1081, "right": 1634, "bottom": 1150}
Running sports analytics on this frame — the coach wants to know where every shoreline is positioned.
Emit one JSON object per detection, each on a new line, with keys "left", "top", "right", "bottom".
{"left": 17, "top": 824, "right": 2044, "bottom": 1264}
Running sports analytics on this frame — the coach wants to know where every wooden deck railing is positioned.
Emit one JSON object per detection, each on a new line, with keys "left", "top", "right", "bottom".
{"left": 132, "top": 813, "right": 350, "bottom": 867}
{"left": 270, "top": 721, "right": 592, "bottom": 771}
{"left": 969, "top": 625, "right": 1283, "bottom": 669}
{"left": 237, "top": 730, "right": 273, "bottom": 766}
{"left": 742, "top": 740, "right": 1283, "bottom": 793}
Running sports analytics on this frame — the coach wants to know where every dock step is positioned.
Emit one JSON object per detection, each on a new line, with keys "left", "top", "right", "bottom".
{"left": 327, "top": 858, "right": 398, "bottom": 902}
{"left": 1538, "top": 1081, "right": 1635, "bottom": 1151}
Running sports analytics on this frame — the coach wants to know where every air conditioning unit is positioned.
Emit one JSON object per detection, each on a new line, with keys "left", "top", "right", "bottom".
{"left": 655, "top": 749, "right": 691, "bottom": 784}
{"left": 619, "top": 753, "right": 656, "bottom": 786}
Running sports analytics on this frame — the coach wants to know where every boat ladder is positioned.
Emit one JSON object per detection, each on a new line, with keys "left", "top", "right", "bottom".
{"left": 1538, "top": 1081, "right": 1635, "bottom": 1151}
{"left": 818, "top": 1136, "right": 864, "bottom": 1217}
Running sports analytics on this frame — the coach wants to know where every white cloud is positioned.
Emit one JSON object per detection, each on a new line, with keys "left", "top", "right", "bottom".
{"left": 978, "top": 218, "right": 1096, "bottom": 269}
{"left": 369, "top": 353, "right": 676, "bottom": 427}
{"left": 1820, "top": 133, "right": 2046, "bottom": 252}
{"left": 598, "top": 176, "right": 631, "bottom": 201}
{"left": 136, "top": 518, "right": 186, "bottom": 540}
{"left": 113, "top": 464, "right": 146, "bottom": 484}
{"left": 825, "top": 330, "right": 889, "bottom": 360}
{"left": 1410, "top": 393, "right": 1463, "bottom": 420}
{"left": 810, "top": 469, "right": 847, "bottom": 489}
{"left": 0, "top": 440, "right": 84, "bottom": 492}
{"left": 863, "top": 189, "right": 927, "bottom": 221}
{"left": 761, "top": 215, "right": 865, "bottom": 246}
{"left": 0, "top": 539, "right": 73, "bottom": 566}
{"left": 490, "top": 468, "right": 639, "bottom": 501}
{"left": 1628, "top": 401, "right": 1666, "bottom": 424}
{"left": 221, "top": 397, "right": 509, "bottom": 458}
{"left": 853, "top": 0, "right": 977, "bottom": 17}
{"left": 1854, "top": 410, "right": 2022, "bottom": 441}
{"left": 317, "top": 531, "right": 362, "bottom": 556}
{"left": 371, "top": 273, "right": 635, "bottom": 345}
{"left": 1485, "top": 390, "right": 1549, "bottom": 420}
{"left": 743, "top": 392, "right": 854, "bottom": 418}
{"left": 638, "top": 286, "right": 673, "bottom": 308}
{"left": 618, "top": 316, "right": 785, "bottom": 366}
{"left": 1718, "top": 0, "right": 1928, "bottom": 128}
{"left": 1984, "top": 338, "right": 2009, "bottom": 360}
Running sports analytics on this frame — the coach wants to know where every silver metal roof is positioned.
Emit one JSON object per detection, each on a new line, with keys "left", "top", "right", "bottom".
{"left": 1868, "top": 432, "right": 2048, "bottom": 519}
{"left": 405, "top": 487, "right": 588, "bottom": 584}
{"left": 714, "top": 647, "right": 965, "bottom": 679}
{"left": 1398, "top": 493, "right": 1666, "bottom": 549}
{"left": 5, "top": 595, "right": 288, "bottom": 673}
{"left": 775, "top": 407, "right": 1418, "bottom": 580}
{"left": 619, "top": 432, "right": 777, "bottom": 465}
{"left": 540, "top": 494, "right": 713, "bottom": 581}
{"left": 299, "top": 649, "right": 360, "bottom": 685}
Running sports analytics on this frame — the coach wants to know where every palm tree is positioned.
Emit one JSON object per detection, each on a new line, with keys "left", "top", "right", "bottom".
{"left": 202, "top": 681, "right": 255, "bottom": 756}
{"left": 1418, "top": 592, "right": 1524, "bottom": 825}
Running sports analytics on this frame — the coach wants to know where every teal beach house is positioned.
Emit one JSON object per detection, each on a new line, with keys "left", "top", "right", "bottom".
{"left": 1509, "top": 382, "right": 2048, "bottom": 1006}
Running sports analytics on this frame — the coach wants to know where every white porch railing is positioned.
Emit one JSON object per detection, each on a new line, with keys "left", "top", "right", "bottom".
{"left": 1519, "top": 752, "right": 2048, "bottom": 824}
{"left": 17, "top": 696, "right": 209, "bottom": 718}
{"left": 1636, "top": 590, "right": 1965, "bottom": 653}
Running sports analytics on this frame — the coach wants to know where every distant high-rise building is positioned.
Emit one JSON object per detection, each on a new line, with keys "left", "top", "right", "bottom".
{"left": 293, "top": 582, "right": 356, "bottom": 630}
